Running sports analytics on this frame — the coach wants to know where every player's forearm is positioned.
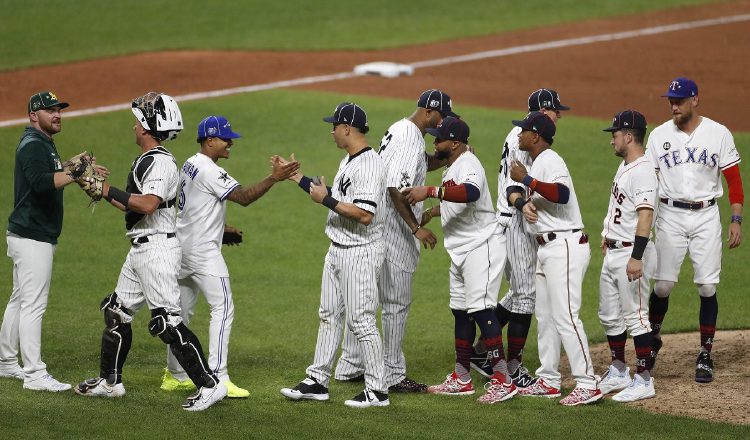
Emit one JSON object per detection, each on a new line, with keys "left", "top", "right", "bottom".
{"left": 298, "top": 176, "right": 332, "bottom": 195}
{"left": 634, "top": 208, "right": 653, "bottom": 238}
{"left": 53, "top": 171, "right": 76, "bottom": 189}
{"left": 722, "top": 164, "right": 744, "bottom": 205}
{"left": 520, "top": 176, "right": 569, "bottom": 203}
{"left": 388, "top": 187, "right": 420, "bottom": 231}
{"left": 332, "top": 202, "right": 374, "bottom": 225}
{"left": 230, "top": 176, "right": 276, "bottom": 207}
{"left": 507, "top": 188, "right": 524, "bottom": 206}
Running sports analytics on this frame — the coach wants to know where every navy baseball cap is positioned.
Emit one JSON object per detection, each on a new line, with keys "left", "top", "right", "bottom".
{"left": 512, "top": 111, "right": 556, "bottom": 144}
{"left": 603, "top": 110, "right": 647, "bottom": 132}
{"left": 662, "top": 77, "right": 698, "bottom": 98}
{"left": 417, "top": 89, "right": 459, "bottom": 118}
{"left": 528, "top": 89, "right": 570, "bottom": 111}
{"left": 426, "top": 116, "right": 470, "bottom": 143}
{"left": 323, "top": 102, "right": 369, "bottom": 134}
{"left": 197, "top": 116, "right": 241, "bottom": 140}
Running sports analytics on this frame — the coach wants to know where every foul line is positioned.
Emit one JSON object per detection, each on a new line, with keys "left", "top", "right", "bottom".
{"left": 2, "top": 12, "right": 749, "bottom": 128}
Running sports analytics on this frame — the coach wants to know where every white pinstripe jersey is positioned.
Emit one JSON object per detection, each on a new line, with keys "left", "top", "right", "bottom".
{"left": 378, "top": 119, "right": 427, "bottom": 272}
{"left": 125, "top": 147, "right": 179, "bottom": 239}
{"left": 325, "top": 147, "right": 386, "bottom": 246}
{"left": 440, "top": 151, "right": 500, "bottom": 256}
{"left": 497, "top": 126, "right": 533, "bottom": 223}
{"left": 601, "top": 156, "right": 658, "bottom": 242}
{"left": 525, "top": 149, "right": 584, "bottom": 234}
{"left": 645, "top": 116, "right": 741, "bottom": 201}
{"left": 176, "top": 153, "right": 239, "bottom": 277}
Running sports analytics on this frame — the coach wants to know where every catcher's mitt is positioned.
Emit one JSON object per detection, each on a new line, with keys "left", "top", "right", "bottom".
{"left": 223, "top": 225, "right": 243, "bottom": 246}
{"left": 78, "top": 175, "right": 104, "bottom": 201}
{"left": 63, "top": 152, "right": 95, "bottom": 180}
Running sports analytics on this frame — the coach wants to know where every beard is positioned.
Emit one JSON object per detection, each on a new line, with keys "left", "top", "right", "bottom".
{"left": 434, "top": 148, "right": 451, "bottom": 160}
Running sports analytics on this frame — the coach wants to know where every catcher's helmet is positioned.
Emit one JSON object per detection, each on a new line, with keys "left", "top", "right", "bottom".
{"left": 131, "top": 92, "right": 183, "bottom": 141}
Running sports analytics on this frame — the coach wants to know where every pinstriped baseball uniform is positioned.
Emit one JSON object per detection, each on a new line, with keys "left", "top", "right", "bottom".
{"left": 646, "top": 116, "right": 741, "bottom": 284}
{"left": 599, "top": 157, "right": 658, "bottom": 337}
{"left": 165, "top": 152, "right": 239, "bottom": 382}
{"left": 114, "top": 147, "right": 182, "bottom": 313}
{"left": 497, "top": 125, "right": 537, "bottom": 314}
{"left": 306, "top": 147, "right": 388, "bottom": 393}
{"left": 441, "top": 151, "right": 506, "bottom": 313}
{"left": 335, "top": 119, "right": 427, "bottom": 386}
{"left": 527, "top": 149, "right": 597, "bottom": 390}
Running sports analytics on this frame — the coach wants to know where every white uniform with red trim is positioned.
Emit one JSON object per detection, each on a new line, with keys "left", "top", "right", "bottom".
{"left": 441, "top": 151, "right": 506, "bottom": 314}
{"left": 525, "top": 148, "right": 596, "bottom": 390}
{"left": 598, "top": 156, "right": 658, "bottom": 338}
{"left": 166, "top": 152, "right": 240, "bottom": 382}
{"left": 645, "top": 116, "right": 741, "bottom": 284}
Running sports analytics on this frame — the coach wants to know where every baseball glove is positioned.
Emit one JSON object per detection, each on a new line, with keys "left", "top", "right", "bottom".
{"left": 77, "top": 175, "right": 104, "bottom": 201}
{"left": 223, "top": 225, "right": 243, "bottom": 246}
{"left": 63, "top": 152, "right": 95, "bottom": 180}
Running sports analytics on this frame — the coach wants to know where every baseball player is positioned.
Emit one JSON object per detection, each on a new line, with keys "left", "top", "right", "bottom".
{"left": 472, "top": 89, "right": 570, "bottom": 391}
{"left": 508, "top": 112, "right": 601, "bottom": 406}
{"left": 160, "top": 116, "right": 299, "bottom": 398}
{"left": 598, "top": 110, "right": 658, "bottom": 402}
{"left": 646, "top": 77, "right": 743, "bottom": 383}
{"left": 0, "top": 91, "right": 88, "bottom": 391}
{"left": 334, "top": 89, "right": 458, "bottom": 392}
{"left": 280, "top": 102, "right": 389, "bottom": 408}
{"left": 74, "top": 92, "right": 227, "bottom": 411}
{"left": 403, "top": 116, "right": 517, "bottom": 404}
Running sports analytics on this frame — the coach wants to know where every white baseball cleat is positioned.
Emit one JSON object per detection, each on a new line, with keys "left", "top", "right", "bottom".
{"left": 75, "top": 377, "right": 126, "bottom": 397}
{"left": 344, "top": 388, "right": 390, "bottom": 408}
{"left": 280, "top": 377, "right": 330, "bottom": 401}
{"left": 0, "top": 363, "right": 24, "bottom": 380}
{"left": 612, "top": 375, "right": 655, "bottom": 402}
{"left": 182, "top": 382, "right": 228, "bottom": 411}
{"left": 598, "top": 365, "right": 631, "bottom": 394}
{"left": 23, "top": 373, "right": 72, "bottom": 392}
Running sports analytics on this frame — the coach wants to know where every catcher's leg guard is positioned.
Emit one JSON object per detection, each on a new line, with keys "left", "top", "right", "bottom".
{"left": 100, "top": 293, "right": 133, "bottom": 384}
{"left": 149, "top": 308, "right": 217, "bottom": 388}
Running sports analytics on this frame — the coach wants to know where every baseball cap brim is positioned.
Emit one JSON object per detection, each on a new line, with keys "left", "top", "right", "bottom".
{"left": 511, "top": 119, "right": 528, "bottom": 129}
{"left": 441, "top": 110, "right": 460, "bottom": 118}
{"left": 602, "top": 126, "right": 619, "bottom": 132}
{"left": 223, "top": 130, "right": 241, "bottom": 139}
{"left": 322, "top": 116, "right": 338, "bottom": 124}
{"left": 555, "top": 104, "right": 571, "bottom": 111}
{"left": 425, "top": 127, "right": 441, "bottom": 137}
{"left": 661, "top": 91, "right": 689, "bottom": 98}
{"left": 38, "top": 102, "right": 70, "bottom": 111}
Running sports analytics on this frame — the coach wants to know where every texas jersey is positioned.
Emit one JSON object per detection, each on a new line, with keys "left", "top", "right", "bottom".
{"left": 601, "top": 156, "right": 658, "bottom": 242}
{"left": 176, "top": 152, "right": 239, "bottom": 277}
{"left": 441, "top": 151, "right": 500, "bottom": 256}
{"left": 325, "top": 147, "right": 386, "bottom": 246}
{"left": 497, "top": 126, "right": 532, "bottom": 222}
{"left": 646, "top": 116, "right": 740, "bottom": 201}
{"left": 525, "top": 149, "right": 584, "bottom": 235}
{"left": 124, "top": 146, "right": 179, "bottom": 239}
{"left": 378, "top": 119, "right": 427, "bottom": 272}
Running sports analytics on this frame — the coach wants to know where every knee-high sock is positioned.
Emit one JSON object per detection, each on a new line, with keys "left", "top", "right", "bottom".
{"left": 452, "top": 309, "right": 475, "bottom": 382}
{"left": 649, "top": 291, "right": 669, "bottom": 336}
{"left": 633, "top": 333, "right": 652, "bottom": 378}
{"left": 606, "top": 331, "right": 627, "bottom": 367}
{"left": 471, "top": 309, "right": 507, "bottom": 381}
{"left": 507, "top": 312, "right": 532, "bottom": 373}
{"left": 699, "top": 294, "right": 718, "bottom": 353}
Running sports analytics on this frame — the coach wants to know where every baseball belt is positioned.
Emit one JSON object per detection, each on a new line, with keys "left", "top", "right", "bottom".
{"left": 131, "top": 232, "right": 176, "bottom": 246}
{"left": 659, "top": 197, "right": 716, "bottom": 210}
{"left": 535, "top": 229, "right": 586, "bottom": 245}
{"left": 604, "top": 238, "right": 632, "bottom": 249}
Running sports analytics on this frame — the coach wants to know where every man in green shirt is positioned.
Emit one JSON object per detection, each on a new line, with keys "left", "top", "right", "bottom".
{"left": 0, "top": 91, "right": 83, "bottom": 391}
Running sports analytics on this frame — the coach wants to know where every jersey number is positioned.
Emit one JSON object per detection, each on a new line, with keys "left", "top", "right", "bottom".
{"left": 613, "top": 208, "right": 622, "bottom": 224}
{"left": 177, "top": 180, "right": 186, "bottom": 211}
{"left": 498, "top": 141, "right": 510, "bottom": 177}
{"left": 379, "top": 131, "right": 393, "bottom": 154}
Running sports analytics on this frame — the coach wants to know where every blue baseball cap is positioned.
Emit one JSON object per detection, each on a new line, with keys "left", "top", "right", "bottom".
{"left": 603, "top": 109, "right": 647, "bottom": 132}
{"left": 512, "top": 111, "right": 556, "bottom": 145}
{"left": 426, "top": 116, "right": 470, "bottom": 143}
{"left": 662, "top": 77, "right": 698, "bottom": 99}
{"left": 323, "top": 102, "right": 370, "bottom": 133}
{"left": 417, "top": 89, "right": 459, "bottom": 118}
{"left": 197, "top": 116, "right": 241, "bottom": 141}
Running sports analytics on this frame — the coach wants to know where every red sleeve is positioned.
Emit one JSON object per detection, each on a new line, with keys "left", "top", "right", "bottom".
{"left": 441, "top": 183, "right": 480, "bottom": 203}
{"left": 722, "top": 165, "right": 744, "bottom": 205}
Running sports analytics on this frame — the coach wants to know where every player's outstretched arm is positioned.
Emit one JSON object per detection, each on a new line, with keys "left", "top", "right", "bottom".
{"left": 309, "top": 176, "right": 374, "bottom": 225}
{"left": 388, "top": 187, "right": 437, "bottom": 249}
{"left": 102, "top": 182, "right": 162, "bottom": 213}
{"left": 401, "top": 184, "right": 479, "bottom": 205}
{"left": 227, "top": 155, "right": 300, "bottom": 207}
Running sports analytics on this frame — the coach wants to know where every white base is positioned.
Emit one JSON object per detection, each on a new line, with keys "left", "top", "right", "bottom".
{"left": 353, "top": 61, "right": 414, "bottom": 78}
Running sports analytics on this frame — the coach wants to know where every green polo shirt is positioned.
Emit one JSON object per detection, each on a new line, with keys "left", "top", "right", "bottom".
{"left": 7, "top": 126, "right": 64, "bottom": 244}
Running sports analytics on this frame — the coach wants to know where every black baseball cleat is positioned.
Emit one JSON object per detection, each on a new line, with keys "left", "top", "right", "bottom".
{"left": 510, "top": 364, "right": 536, "bottom": 389}
{"left": 695, "top": 351, "right": 714, "bottom": 383}
{"left": 280, "top": 376, "right": 330, "bottom": 401}
{"left": 470, "top": 350, "right": 493, "bottom": 379}
{"left": 389, "top": 377, "right": 427, "bottom": 393}
{"left": 648, "top": 335, "right": 663, "bottom": 373}
{"left": 344, "top": 388, "right": 389, "bottom": 408}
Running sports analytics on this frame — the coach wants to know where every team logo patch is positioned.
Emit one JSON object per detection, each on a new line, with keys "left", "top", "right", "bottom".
{"left": 218, "top": 172, "right": 230, "bottom": 183}
{"left": 398, "top": 172, "right": 411, "bottom": 191}
{"left": 207, "top": 127, "right": 218, "bottom": 136}
{"left": 663, "top": 142, "right": 671, "bottom": 150}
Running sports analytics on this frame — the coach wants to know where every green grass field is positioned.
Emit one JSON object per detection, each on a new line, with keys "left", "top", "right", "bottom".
{"left": 0, "top": 0, "right": 725, "bottom": 71}
{"left": 0, "top": 89, "right": 748, "bottom": 439}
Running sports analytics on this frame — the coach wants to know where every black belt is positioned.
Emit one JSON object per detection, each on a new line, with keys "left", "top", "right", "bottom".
{"left": 605, "top": 239, "right": 632, "bottom": 249}
{"left": 131, "top": 232, "right": 175, "bottom": 245}
{"left": 536, "top": 229, "right": 585, "bottom": 245}
{"left": 499, "top": 212, "right": 513, "bottom": 218}
{"left": 660, "top": 197, "right": 716, "bottom": 210}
